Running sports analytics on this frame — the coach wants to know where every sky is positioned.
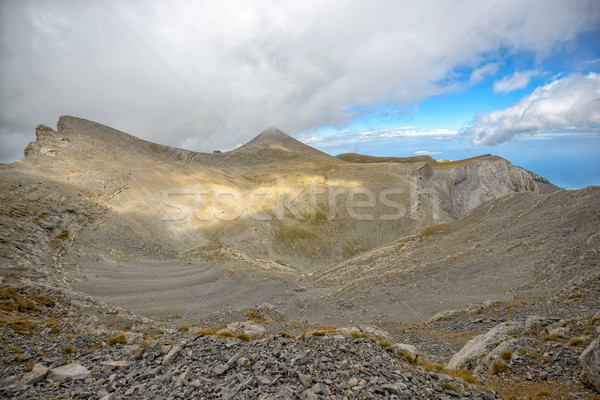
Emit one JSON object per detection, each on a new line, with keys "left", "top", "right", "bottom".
{"left": 1, "top": 1, "right": 599, "bottom": 188}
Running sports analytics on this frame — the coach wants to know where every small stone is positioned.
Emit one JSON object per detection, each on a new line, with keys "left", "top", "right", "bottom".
{"left": 381, "top": 383, "right": 400, "bottom": 395}
{"left": 348, "top": 377, "right": 358, "bottom": 387}
{"left": 100, "top": 360, "right": 130, "bottom": 370}
{"left": 297, "top": 371, "right": 312, "bottom": 388}
{"left": 256, "top": 375, "right": 271, "bottom": 385}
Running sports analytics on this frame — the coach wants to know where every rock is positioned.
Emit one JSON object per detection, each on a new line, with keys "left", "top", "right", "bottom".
{"left": 47, "top": 363, "right": 91, "bottom": 381}
{"left": 162, "top": 342, "right": 185, "bottom": 365}
{"left": 447, "top": 321, "right": 522, "bottom": 370}
{"left": 219, "top": 321, "right": 266, "bottom": 340}
{"left": 21, "top": 363, "right": 49, "bottom": 385}
{"left": 348, "top": 377, "right": 358, "bottom": 387}
{"left": 175, "top": 368, "right": 189, "bottom": 387}
{"left": 523, "top": 315, "right": 546, "bottom": 334}
{"left": 394, "top": 343, "right": 419, "bottom": 360}
{"left": 298, "top": 371, "right": 312, "bottom": 388}
{"left": 381, "top": 383, "right": 400, "bottom": 395}
{"left": 100, "top": 360, "right": 130, "bottom": 370}
{"left": 427, "top": 309, "right": 460, "bottom": 323}
{"left": 580, "top": 336, "right": 600, "bottom": 392}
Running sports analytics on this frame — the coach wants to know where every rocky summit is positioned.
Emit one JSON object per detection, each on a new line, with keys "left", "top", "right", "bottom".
{"left": 1, "top": 116, "right": 599, "bottom": 399}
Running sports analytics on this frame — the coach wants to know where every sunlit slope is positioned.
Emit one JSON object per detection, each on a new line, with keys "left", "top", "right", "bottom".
{"left": 18, "top": 116, "right": 537, "bottom": 272}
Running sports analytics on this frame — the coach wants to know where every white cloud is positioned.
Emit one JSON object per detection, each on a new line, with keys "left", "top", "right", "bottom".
{"left": 414, "top": 150, "right": 442, "bottom": 155}
{"left": 1, "top": 0, "right": 599, "bottom": 162}
{"left": 464, "top": 73, "right": 600, "bottom": 145}
{"left": 302, "top": 127, "right": 457, "bottom": 149}
{"left": 493, "top": 70, "right": 541, "bottom": 93}
{"left": 470, "top": 63, "right": 499, "bottom": 84}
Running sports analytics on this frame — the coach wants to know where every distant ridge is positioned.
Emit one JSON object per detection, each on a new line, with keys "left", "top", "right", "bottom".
{"left": 336, "top": 153, "right": 436, "bottom": 164}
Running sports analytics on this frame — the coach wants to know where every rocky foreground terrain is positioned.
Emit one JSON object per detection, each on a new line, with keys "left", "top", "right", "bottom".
{"left": 1, "top": 116, "right": 599, "bottom": 399}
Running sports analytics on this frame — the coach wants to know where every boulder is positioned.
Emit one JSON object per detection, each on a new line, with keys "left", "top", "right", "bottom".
{"left": 47, "top": 363, "right": 90, "bottom": 381}
{"left": 447, "top": 321, "right": 521, "bottom": 370}
{"left": 580, "top": 336, "right": 600, "bottom": 392}
{"left": 21, "top": 363, "right": 48, "bottom": 385}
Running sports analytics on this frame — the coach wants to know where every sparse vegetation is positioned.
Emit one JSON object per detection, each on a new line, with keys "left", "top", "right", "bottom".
{"left": 441, "top": 382, "right": 458, "bottom": 392}
{"left": 446, "top": 369, "right": 479, "bottom": 385}
{"left": 397, "top": 349, "right": 414, "bottom": 363}
{"left": 64, "top": 345, "right": 74, "bottom": 354}
{"left": 568, "top": 336, "right": 583, "bottom": 346}
{"left": 540, "top": 333, "right": 559, "bottom": 341}
{"left": 277, "top": 331, "right": 296, "bottom": 339}
{"left": 418, "top": 359, "right": 444, "bottom": 373}
{"left": 217, "top": 330, "right": 235, "bottom": 338}
{"left": 501, "top": 350, "right": 512, "bottom": 361}
{"left": 376, "top": 340, "right": 391, "bottom": 348}
{"left": 107, "top": 334, "right": 127, "bottom": 346}
{"left": 236, "top": 333, "right": 252, "bottom": 342}
{"left": 177, "top": 326, "right": 189, "bottom": 332}
{"left": 309, "top": 329, "right": 340, "bottom": 336}
{"left": 349, "top": 331, "right": 369, "bottom": 339}
{"left": 0, "top": 317, "right": 37, "bottom": 335}
{"left": 491, "top": 361, "right": 507, "bottom": 375}
{"left": 195, "top": 328, "right": 217, "bottom": 336}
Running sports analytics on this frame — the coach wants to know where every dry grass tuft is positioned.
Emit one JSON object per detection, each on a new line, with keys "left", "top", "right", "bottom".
{"left": 195, "top": 328, "right": 217, "bottom": 336}
{"left": 217, "top": 330, "right": 235, "bottom": 338}
{"left": 397, "top": 349, "right": 414, "bottom": 363}
{"left": 309, "top": 328, "right": 340, "bottom": 336}
{"left": 568, "top": 337, "right": 583, "bottom": 346}
{"left": 500, "top": 350, "right": 512, "bottom": 361}
{"left": 540, "top": 333, "right": 559, "bottom": 341}
{"left": 64, "top": 345, "right": 74, "bottom": 354}
{"left": 107, "top": 334, "right": 127, "bottom": 346}
{"left": 491, "top": 361, "right": 507, "bottom": 375}
{"left": 277, "top": 331, "right": 296, "bottom": 339}
{"left": 177, "top": 326, "right": 189, "bottom": 332}
{"left": 441, "top": 382, "right": 458, "bottom": 392}
{"left": 349, "top": 331, "right": 369, "bottom": 339}
{"left": 418, "top": 359, "right": 444, "bottom": 372}
{"left": 446, "top": 369, "right": 479, "bottom": 385}
{"left": 236, "top": 333, "right": 252, "bottom": 342}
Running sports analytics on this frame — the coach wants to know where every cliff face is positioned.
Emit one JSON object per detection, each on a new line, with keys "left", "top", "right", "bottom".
{"left": 430, "top": 156, "right": 538, "bottom": 217}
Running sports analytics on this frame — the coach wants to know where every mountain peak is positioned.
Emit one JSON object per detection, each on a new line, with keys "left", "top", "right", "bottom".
{"left": 250, "top": 127, "right": 296, "bottom": 145}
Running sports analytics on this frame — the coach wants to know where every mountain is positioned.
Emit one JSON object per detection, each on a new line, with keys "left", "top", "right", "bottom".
{"left": 2, "top": 116, "right": 599, "bottom": 398}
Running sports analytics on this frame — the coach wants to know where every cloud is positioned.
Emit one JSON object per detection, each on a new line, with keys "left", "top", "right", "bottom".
{"left": 302, "top": 127, "right": 457, "bottom": 150}
{"left": 470, "top": 63, "right": 499, "bottom": 84}
{"left": 463, "top": 73, "right": 600, "bottom": 145}
{"left": 493, "top": 70, "right": 541, "bottom": 93}
{"left": 414, "top": 150, "right": 442, "bottom": 155}
{"left": 1, "top": 0, "right": 599, "bottom": 162}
